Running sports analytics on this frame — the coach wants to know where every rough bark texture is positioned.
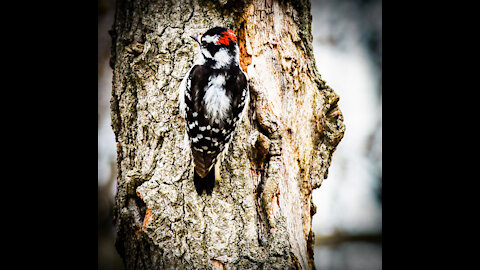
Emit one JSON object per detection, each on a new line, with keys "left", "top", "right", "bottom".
{"left": 110, "top": 0, "right": 345, "bottom": 269}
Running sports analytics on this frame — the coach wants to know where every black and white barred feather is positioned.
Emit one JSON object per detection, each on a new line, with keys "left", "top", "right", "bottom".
{"left": 178, "top": 27, "right": 249, "bottom": 195}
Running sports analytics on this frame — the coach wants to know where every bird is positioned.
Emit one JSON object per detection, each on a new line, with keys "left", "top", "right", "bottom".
{"left": 178, "top": 27, "right": 249, "bottom": 195}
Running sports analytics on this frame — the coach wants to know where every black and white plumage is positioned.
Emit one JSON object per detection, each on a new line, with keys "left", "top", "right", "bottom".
{"left": 178, "top": 27, "right": 249, "bottom": 195}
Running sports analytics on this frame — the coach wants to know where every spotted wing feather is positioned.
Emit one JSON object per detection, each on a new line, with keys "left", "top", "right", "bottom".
{"left": 184, "top": 65, "right": 248, "bottom": 178}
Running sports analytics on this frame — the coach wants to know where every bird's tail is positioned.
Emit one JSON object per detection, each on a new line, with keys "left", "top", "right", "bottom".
{"left": 193, "top": 167, "right": 215, "bottom": 195}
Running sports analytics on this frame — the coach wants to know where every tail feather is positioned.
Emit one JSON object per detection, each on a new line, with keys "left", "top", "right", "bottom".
{"left": 193, "top": 167, "right": 215, "bottom": 195}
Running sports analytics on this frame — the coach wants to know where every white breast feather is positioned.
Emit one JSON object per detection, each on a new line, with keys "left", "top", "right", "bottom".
{"left": 203, "top": 74, "right": 231, "bottom": 121}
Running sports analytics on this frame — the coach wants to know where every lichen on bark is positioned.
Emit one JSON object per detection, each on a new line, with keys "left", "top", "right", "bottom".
{"left": 110, "top": 0, "right": 345, "bottom": 269}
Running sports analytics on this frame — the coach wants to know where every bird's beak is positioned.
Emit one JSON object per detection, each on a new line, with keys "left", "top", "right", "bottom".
{"left": 190, "top": 35, "right": 200, "bottom": 44}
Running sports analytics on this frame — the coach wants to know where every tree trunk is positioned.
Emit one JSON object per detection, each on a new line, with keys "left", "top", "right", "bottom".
{"left": 110, "top": 0, "right": 345, "bottom": 269}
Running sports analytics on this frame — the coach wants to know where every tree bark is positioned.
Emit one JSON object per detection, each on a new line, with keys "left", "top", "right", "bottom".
{"left": 110, "top": 0, "right": 345, "bottom": 269}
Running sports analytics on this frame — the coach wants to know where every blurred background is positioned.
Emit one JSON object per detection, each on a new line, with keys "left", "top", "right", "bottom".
{"left": 310, "top": 0, "right": 382, "bottom": 269}
{"left": 98, "top": 0, "right": 381, "bottom": 269}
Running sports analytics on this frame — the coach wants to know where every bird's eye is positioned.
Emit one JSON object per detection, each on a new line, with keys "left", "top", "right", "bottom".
{"left": 201, "top": 41, "right": 207, "bottom": 47}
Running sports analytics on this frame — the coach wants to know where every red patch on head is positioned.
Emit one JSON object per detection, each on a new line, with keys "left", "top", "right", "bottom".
{"left": 216, "top": 30, "right": 237, "bottom": 45}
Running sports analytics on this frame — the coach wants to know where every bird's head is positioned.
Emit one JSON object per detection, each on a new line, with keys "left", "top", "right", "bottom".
{"left": 191, "top": 27, "right": 240, "bottom": 69}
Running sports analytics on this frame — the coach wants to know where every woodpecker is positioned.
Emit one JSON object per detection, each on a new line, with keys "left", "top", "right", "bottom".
{"left": 178, "top": 27, "right": 249, "bottom": 195}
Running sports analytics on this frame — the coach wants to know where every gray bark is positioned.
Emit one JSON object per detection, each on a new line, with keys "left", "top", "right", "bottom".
{"left": 110, "top": 0, "right": 345, "bottom": 269}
